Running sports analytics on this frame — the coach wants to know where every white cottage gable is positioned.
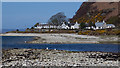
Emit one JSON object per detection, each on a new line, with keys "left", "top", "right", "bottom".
{"left": 74, "top": 22, "right": 80, "bottom": 29}
{"left": 61, "top": 22, "right": 69, "bottom": 29}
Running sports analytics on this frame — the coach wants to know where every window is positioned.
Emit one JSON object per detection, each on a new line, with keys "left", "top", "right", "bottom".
{"left": 109, "top": 2, "right": 114, "bottom": 4}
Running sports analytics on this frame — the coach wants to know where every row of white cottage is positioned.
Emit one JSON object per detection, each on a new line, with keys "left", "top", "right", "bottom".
{"left": 35, "top": 20, "right": 115, "bottom": 30}
{"left": 35, "top": 22, "right": 79, "bottom": 29}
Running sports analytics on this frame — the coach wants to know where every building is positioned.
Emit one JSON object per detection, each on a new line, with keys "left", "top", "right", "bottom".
{"left": 61, "top": 22, "right": 69, "bottom": 29}
{"left": 73, "top": 22, "right": 80, "bottom": 29}
{"left": 35, "top": 20, "right": 115, "bottom": 30}
{"left": 35, "top": 23, "right": 57, "bottom": 29}
{"left": 95, "top": 20, "right": 115, "bottom": 29}
{"left": 86, "top": 20, "right": 115, "bottom": 30}
{"left": 61, "top": 22, "right": 80, "bottom": 29}
{"left": 95, "top": 21, "right": 106, "bottom": 29}
{"left": 35, "top": 24, "right": 49, "bottom": 29}
{"left": 35, "top": 22, "right": 80, "bottom": 30}
{"left": 106, "top": 24, "right": 115, "bottom": 28}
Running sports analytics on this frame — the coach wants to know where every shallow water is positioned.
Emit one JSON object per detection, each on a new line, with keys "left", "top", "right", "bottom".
{"left": 2, "top": 36, "right": 119, "bottom": 53}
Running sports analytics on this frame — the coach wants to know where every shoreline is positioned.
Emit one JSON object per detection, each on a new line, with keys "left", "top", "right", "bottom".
{"left": 2, "top": 48, "right": 119, "bottom": 54}
{"left": 0, "top": 33, "right": 99, "bottom": 44}
{"left": 1, "top": 33, "right": 119, "bottom": 44}
{"left": 2, "top": 49, "right": 119, "bottom": 66}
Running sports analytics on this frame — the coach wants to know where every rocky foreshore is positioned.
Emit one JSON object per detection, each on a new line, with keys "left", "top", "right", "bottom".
{"left": 2, "top": 49, "right": 119, "bottom": 66}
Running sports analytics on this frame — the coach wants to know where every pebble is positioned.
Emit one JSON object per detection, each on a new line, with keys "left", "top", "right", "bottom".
{"left": 2, "top": 49, "right": 119, "bottom": 66}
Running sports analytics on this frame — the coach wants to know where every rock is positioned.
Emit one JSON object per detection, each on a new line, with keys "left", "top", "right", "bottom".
{"left": 2, "top": 49, "right": 119, "bottom": 66}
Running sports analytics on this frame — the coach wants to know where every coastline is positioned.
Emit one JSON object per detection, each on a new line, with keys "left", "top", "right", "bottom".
{"left": 1, "top": 33, "right": 119, "bottom": 44}
{"left": 2, "top": 49, "right": 119, "bottom": 66}
{"left": 0, "top": 33, "right": 99, "bottom": 44}
{"left": 2, "top": 33, "right": 119, "bottom": 66}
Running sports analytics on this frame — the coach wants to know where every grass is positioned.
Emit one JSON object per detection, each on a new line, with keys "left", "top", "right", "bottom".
{"left": 99, "top": 41, "right": 120, "bottom": 44}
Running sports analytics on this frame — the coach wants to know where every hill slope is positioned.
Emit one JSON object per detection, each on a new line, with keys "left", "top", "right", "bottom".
{"left": 70, "top": 2, "right": 120, "bottom": 27}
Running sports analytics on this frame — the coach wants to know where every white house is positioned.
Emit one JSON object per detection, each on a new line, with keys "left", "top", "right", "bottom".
{"left": 106, "top": 24, "right": 115, "bottom": 28}
{"left": 86, "top": 27, "right": 91, "bottom": 29}
{"left": 95, "top": 21, "right": 106, "bottom": 29}
{"left": 49, "top": 25, "right": 54, "bottom": 28}
{"left": 95, "top": 20, "right": 115, "bottom": 30}
{"left": 85, "top": 20, "right": 115, "bottom": 30}
{"left": 71, "top": 26, "right": 75, "bottom": 29}
{"left": 69, "top": 22, "right": 79, "bottom": 29}
{"left": 34, "top": 24, "right": 43, "bottom": 29}
{"left": 43, "top": 25, "right": 49, "bottom": 29}
{"left": 61, "top": 22, "right": 80, "bottom": 29}
{"left": 61, "top": 22, "right": 69, "bottom": 29}
{"left": 73, "top": 22, "right": 80, "bottom": 29}
{"left": 35, "top": 24, "right": 50, "bottom": 29}
{"left": 34, "top": 26, "right": 42, "bottom": 29}
{"left": 49, "top": 25, "right": 58, "bottom": 29}
{"left": 35, "top": 22, "right": 81, "bottom": 30}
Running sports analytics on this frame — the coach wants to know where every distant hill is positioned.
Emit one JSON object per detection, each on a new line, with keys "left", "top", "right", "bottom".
{"left": 70, "top": 2, "right": 120, "bottom": 27}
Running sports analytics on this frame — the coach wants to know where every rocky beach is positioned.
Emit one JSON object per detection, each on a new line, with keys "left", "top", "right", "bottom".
{"left": 1, "top": 33, "right": 119, "bottom": 67}
{"left": 2, "top": 49, "right": 119, "bottom": 66}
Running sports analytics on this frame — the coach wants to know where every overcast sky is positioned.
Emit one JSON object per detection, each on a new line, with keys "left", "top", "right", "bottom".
{"left": 2, "top": 2, "right": 82, "bottom": 29}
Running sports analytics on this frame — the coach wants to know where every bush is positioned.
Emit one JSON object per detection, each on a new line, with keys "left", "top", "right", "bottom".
{"left": 78, "top": 30, "right": 91, "bottom": 35}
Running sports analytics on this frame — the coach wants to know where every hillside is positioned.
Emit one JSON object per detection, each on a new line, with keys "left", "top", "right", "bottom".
{"left": 70, "top": 2, "right": 120, "bottom": 27}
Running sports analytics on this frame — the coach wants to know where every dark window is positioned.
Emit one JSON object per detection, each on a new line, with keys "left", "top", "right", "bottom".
{"left": 109, "top": 2, "right": 114, "bottom": 4}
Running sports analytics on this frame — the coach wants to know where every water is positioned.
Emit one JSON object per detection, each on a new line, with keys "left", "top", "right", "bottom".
{"left": 1, "top": 29, "right": 25, "bottom": 33}
{"left": 2, "top": 36, "right": 119, "bottom": 53}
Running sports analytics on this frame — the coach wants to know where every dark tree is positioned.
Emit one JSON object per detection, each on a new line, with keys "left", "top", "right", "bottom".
{"left": 80, "top": 22, "right": 86, "bottom": 29}
{"left": 34, "top": 23, "right": 39, "bottom": 27}
{"left": 30, "top": 27, "right": 34, "bottom": 31}
{"left": 48, "top": 12, "right": 68, "bottom": 26}
{"left": 31, "top": 27, "right": 34, "bottom": 29}
{"left": 26, "top": 28, "right": 29, "bottom": 31}
{"left": 16, "top": 29, "right": 19, "bottom": 32}
{"left": 89, "top": 22, "right": 94, "bottom": 27}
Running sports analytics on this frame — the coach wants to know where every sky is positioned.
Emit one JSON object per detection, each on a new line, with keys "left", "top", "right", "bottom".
{"left": 2, "top": 2, "right": 82, "bottom": 29}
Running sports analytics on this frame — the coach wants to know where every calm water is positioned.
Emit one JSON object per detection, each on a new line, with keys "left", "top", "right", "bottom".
{"left": 2, "top": 36, "right": 119, "bottom": 53}
{"left": 1, "top": 29, "right": 25, "bottom": 33}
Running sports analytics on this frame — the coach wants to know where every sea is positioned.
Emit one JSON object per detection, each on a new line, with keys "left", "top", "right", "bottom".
{"left": 1, "top": 29, "right": 25, "bottom": 33}
{"left": 1, "top": 36, "right": 119, "bottom": 53}
{"left": 1, "top": 29, "right": 119, "bottom": 53}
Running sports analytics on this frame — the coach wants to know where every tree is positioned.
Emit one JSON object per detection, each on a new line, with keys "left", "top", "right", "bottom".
{"left": 16, "top": 29, "right": 19, "bottom": 32}
{"left": 51, "top": 18, "right": 59, "bottom": 26}
{"left": 31, "top": 27, "right": 34, "bottom": 29}
{"left": 80, "top": 22, "right": 86, "bottom": 29}
{"left": 48, "top": 12, "right": 68, "bottom": 26}
{"left": 26, "top": 28, "right": 29, "bottom": 30}
{"left": 26, "top": 28, "right": 29, "bottom": 31}
{"left": 30, "top": 27, "right": 34, "bottom": 31}
{"left": 89, "top": 22, "right": 94, "bottom": 27}
{"left": 34, "top": 23, "right": 39, "bottom": 27}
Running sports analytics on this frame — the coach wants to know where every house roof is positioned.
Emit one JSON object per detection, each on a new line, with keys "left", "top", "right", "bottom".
{"left": 38, "top": 24, "right": 49, "bottom": 26}
{"left": 106, "top": 24, "right": 115, "bottom": 27}
{"left": 95, "top": 22, "right": 105, "bottom": 27}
